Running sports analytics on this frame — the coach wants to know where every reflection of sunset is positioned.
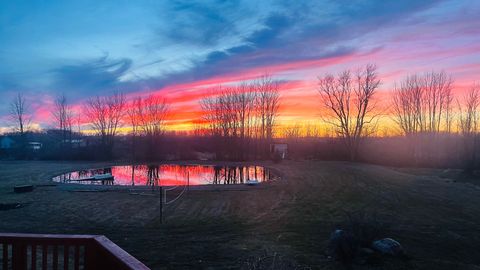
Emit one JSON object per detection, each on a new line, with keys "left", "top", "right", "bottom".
{"left": 53, "top": 165, "right": 273, "bottom": 186}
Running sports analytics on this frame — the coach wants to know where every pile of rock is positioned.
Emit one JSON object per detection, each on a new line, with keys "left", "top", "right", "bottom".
{"left": 327, "top": 229, "right": 405, "bottom": 265}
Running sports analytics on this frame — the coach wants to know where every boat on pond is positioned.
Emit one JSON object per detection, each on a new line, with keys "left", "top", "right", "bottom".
{"left": 245, "top": 179, "right": 260, "bottom": 186}
{"left": 70, "top": 173, "right": 114, "bottom": 182}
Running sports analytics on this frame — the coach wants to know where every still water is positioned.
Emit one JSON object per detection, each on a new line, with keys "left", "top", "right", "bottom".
{"left": 52, "top": 164, "right": 275, "bottom": 186}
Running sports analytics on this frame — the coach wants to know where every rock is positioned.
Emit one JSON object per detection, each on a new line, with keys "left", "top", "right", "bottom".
{"left": 327, "top": 229, "right": 356, "bottom": 262}
{"left": 372, "top": 238, "right": 404, "bottom": 256}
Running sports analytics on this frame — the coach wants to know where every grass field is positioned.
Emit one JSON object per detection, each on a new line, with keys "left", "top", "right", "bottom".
{"left": 1, "top": 160, "right": 480, "bottom": 269}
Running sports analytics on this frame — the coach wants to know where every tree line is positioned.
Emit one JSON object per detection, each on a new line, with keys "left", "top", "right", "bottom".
{"left": 199, "top": 75, "right": 280, "bottom": 160}
{"left": 4, "top": 67, "right": 479, "bottom": 170}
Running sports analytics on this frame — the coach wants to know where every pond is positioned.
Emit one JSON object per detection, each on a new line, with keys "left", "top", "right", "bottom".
{"left": 52, "top": 164, "right": 276, "bottom": 186}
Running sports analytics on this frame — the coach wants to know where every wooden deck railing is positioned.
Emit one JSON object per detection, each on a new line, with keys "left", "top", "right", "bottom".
{"left": 0, "top": 233, "right": 150, "bottom": 270}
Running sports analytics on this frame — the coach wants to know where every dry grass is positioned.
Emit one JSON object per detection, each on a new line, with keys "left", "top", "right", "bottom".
{"left": 1, "top": 160, "right": 480, "bottom": 269}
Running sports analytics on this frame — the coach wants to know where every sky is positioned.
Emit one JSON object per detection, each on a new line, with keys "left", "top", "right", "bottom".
{"left": 0, "top": 0, "right": 479, "bottom": 133}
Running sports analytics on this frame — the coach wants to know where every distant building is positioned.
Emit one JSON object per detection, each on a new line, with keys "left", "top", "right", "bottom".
{"left": 270, "top": 143, "right": 288, "bottom": 159}
{"left": 0, "top": 136, "right": 15, "bottom": 149}
{"left": 72, "top": 139, "right": 87, "bottom": 148}
{"left": 62, "top": 139, "right": 87, "bottom": 148}
{"left": 28, "top": 142, "right": 42, "bottom": 151}
{"left": 196, "top": 151, "right": 216, "bottom": 161}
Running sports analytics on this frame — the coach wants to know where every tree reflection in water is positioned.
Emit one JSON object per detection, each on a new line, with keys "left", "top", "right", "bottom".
{"left": 53, "top": 164, "right": 275, "bottom": 186}
{"left": 147, "top": 165, "right": 160, "bottom": 187}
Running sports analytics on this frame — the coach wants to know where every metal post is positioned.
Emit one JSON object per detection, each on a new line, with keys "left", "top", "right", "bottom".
{"left": 159, "top": 186, "right": 163, "bottom": 224}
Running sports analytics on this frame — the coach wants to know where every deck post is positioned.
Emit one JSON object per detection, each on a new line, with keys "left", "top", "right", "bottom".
{"left": 12, "top": 242, "right": 27, "bottom": 270}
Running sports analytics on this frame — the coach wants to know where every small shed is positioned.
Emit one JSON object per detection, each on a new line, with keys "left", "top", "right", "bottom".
{"left": 270, "top": 143, "right": 288, "bottom": 159}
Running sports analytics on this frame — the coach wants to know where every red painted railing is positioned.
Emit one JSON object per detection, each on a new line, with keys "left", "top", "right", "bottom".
{"left": 0, "top": 233, "right": 149, "bottom": 270}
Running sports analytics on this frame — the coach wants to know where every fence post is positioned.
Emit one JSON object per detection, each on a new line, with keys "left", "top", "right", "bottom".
{"left": 159, "top": 186, "right": 163, "bottom": 224}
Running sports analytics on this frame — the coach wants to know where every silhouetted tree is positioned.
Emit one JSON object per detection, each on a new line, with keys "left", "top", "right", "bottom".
{"left": 127, "top": 95, "right": 169, "bottom": 160}
{"left": 9, "top": 93, "right": 30, "bottom": 134}
{"left": 233, "top": 83, "right": 257, "bottom": 159}
{"left": 200, "top": 76, "right": 280, "bottom": 160}
{"left": 200, "top": 86, "right": 242, "bottom": 159}
{"left": 139, "top": 95, "right": 169, "bottom": 160}
{"left": 84, "top": 92, "right": 125, "bottom": 159}
{"left": 457, "top": 85, "right": 480, "bottom": 172}
{"left": 127, "top": 97, "right": 142, "bottom": 161}
{"left": 283, "top": 124, "right": 301, "bottom": 140}
{"left": 52, "top": 93, "right": 74, "bottom": 157}
{"left": 256, "top": 75, "right": 280, "bottom": 157}
{"left": 392, "top": 71, "right": 453, "bottom": 165}
{"left": 9, "top": 93, "right": 30, "bottom": 156}
{"left": 317, "top": 64, "right": 380, "bottom": 161}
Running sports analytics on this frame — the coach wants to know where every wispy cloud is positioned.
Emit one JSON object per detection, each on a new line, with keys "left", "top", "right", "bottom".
{"left": 51, "top": 55, "right": 133, "bottom": 98}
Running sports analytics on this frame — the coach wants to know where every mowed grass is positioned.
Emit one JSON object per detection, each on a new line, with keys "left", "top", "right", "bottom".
{"left": 1, "top": 160, "right": 480, "bottom": 269}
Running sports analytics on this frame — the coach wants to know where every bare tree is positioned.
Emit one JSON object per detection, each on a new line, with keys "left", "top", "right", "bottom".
{"left": 131, "top": 95, "right": 170, "bottom": 160}
{"left": 457, "top": 85, "right": 480, "bottom": 172}
{"left": 200, "top": 88, "right": 226, "bottom": 158}
{"left": 458, "top": 86, "right": 480, "bottom": 135}
{"left": 392, "top": 71, "right": 453, "bottom": 134}
{"left": 191, "top": 124, "right": 208, "bottom": 137}
{"left": 138, "top": 95, "right": 169, "bottom": 138}
{"left": 52, "top": 94, "right": 74, "bottom": 144}
{"left": 233, "top": 84, "right": 257, "bottom": 159}
{"left": 200, "top": 87, "right": 243, "bottom": 159}
{"left": 9, "top": 93, "right": 30, "bottom": 156}
{"left": 235, "top": 84, "right": 256, "bottom": 139}
{"left": 9, "top": 93, "right": 30, "bottom": 135}
{"left": 317, "top": 64, "right": 380, "bottom": 161}
{"left": 304, "top": 122, "right": 322, "bottom": 138}
{"left": 255, "top": 75, "right": 280, "bottom": 158}
{"left": 392, "top": 71, "right": 454, "bottom": 165}
{"left": 256, "top": 76, "right": 280, "bottom": 141}
{"left": 200, "top": 90, "right": 222, "bottom": 138}
{"left": 127, "top": 97, "right": 142, "bottom": 161}
{"left": 392, "top": 75, "right": 424, "bottom": 163}
{"left": 199, "top": 75, "right": 280, "bottom": 160}
{"left": 423, "top": 71, "right": 453, "bottom": 133}
{"left": 392, "top": 75, "right": 423, "bottom": 136}
{"left": 84, "top": 92, "right": 126, "bottom": 159}
{"left": 283, "top": 124, "right": 301, "bottom": 140}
